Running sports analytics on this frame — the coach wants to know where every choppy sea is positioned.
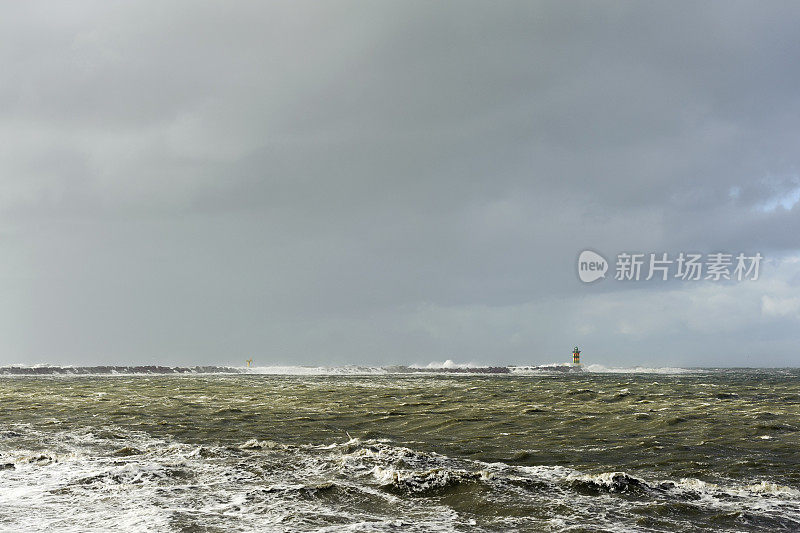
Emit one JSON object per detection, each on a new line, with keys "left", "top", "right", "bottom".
{"left": 0, "top": 366, "right": 798, "bottom": 532}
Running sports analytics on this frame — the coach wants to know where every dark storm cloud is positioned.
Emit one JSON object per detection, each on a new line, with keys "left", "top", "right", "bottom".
{"left": 1, "top": 1, "right": 800, "bottom": 366}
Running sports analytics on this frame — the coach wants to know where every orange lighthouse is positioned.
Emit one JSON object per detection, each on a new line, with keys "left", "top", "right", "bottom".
{"left": 572, "top": 346, "right": 581, "bottom": 366}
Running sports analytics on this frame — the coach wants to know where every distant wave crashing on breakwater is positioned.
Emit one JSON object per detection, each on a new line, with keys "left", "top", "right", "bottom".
{"left": 0, "top": 362, "right": 692, "bottom": 375}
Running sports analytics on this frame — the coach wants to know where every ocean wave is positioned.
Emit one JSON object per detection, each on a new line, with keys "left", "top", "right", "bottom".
{"left": 409, "top": 360, "right": 481, "bottom": 369}
{"left": 0, "top": 365, "right": 239, "bottom": 375}
{"left": 332, "top": 439, "right": 800, "bottom": 514}
{"left": 567, "top": 471, "right": 651, "bottom": 494}
{"left": 332, "top": 439, "right": 800, "bottom": 507}
{"left": 242, "top": 365, "right": 388, "bottom": 375}
{"left": 2, "top": 427, "right": 799, "bottom": 532}
{"left": 582, "top": 363, "right": 697, "bottom": 374}
{"left": 373, "top": 466, "right": 491, "bottom": 494}
{"left": 0, "top": 363, "right": 701, "bottom": 376}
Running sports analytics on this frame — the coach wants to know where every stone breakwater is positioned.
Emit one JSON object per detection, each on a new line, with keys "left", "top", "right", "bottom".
{"left": 0, "top": 366, "right": 241, "bottom": 375}
{"left": 0, "top": 364, "right": 589, "bottom": 376}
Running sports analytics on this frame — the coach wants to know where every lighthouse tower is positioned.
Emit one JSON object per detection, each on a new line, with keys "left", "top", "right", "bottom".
{"left": 572, "top": 346, "right": 581, "bottom": 366}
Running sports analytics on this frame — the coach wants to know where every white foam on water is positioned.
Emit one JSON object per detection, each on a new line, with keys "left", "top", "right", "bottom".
{"left": 508, "top": 363, "right": 574, "bottom": 374}
{"left": 241, "top": 365, "right": 387, "bottom": 375}
{"left": 508, "top": 363, "right": 696, "bottom": 374}
{"left": 0, "top": 363, "right": 706, "bottom": 376}
{"left": 583, "top": 363, "right": 697, "bottom": 374}
{"left": 0, "top": 429, "right": 476, "bottom": 532}
{"left": 335, "top": 441, "right": 800, "bottom": 530}
{"left": 2, "top": 426, "right": 799, "bottom": 532}
{"left": 409, "top": 360, "right": 480, "bottom": 369}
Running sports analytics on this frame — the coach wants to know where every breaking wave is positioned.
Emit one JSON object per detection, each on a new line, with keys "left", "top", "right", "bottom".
{"left": 242, "top": 365, "right": 388, "bottom": 375}
{"left": 409, "top": 360, "right": 480, "bottom": 369}
{"left": 582, "top": 363, "right": 697, "bottom": 374}
{"left": 1, "top": 424, "right": 798, "bottom": 532}
{"left": 0, "top": 363, "right": 698, "bottom": 376}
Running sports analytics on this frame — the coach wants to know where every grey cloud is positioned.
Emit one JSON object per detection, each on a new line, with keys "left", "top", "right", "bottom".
{"left": 2, "top": 2, "right": 800, "bottom": 365}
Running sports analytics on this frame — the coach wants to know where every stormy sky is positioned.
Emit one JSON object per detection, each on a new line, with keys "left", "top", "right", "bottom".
{"left": 2, "top": 2, "right": 800, "bottom": 367}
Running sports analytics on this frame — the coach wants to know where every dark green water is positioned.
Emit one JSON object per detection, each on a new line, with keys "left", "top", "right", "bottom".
{"left": 1, "top": 369, "right": 799, "bottom": 531}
